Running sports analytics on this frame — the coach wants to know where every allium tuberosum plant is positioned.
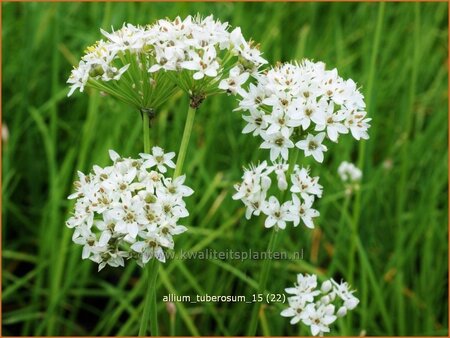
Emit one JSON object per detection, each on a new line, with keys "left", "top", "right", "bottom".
{"left": 67, "top": 13, "right": 368, "bottom": 336}
{"left": 66, "top": 14, "right": 266, "bottom": 336}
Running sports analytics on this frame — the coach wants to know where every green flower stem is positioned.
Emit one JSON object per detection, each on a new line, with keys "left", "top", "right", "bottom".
{"left": 287, "top": 147, "right": 301, "bottom": 189}
{"left": 139, "top": 258, "right": 160, "bottom": 336}
{"left": 138, "top": 113, "right": 159, "bottom": 336}
{"left": 174, "top": 104, "right": 197, "bottom": 178}
{"left": 247, "top": 229, "right": 280, "bottom": 336}
{"left": 142, "top": 113, "right": 151, "bottom": 154}
{"left": 169, "top": 314, "right": 176, "bottom": 337}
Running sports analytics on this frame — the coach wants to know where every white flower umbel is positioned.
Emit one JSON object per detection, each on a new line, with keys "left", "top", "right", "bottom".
{"left": 237, "top": 60, "right": 371, "bottom": 162}
{"left": 233, "top": 162, "right": 321, "bottom": 230}
{"left": 67, "top": 24, "right": 178, "bottom": 110}
{"left": 68, "top": 15, "right": 266, "bottom": 110}
{"left": 281, "top": 274, "right": 359, "bottom": 336}
{"left": 66, "top": 148, "right": 193, "bottom": 271}
{"left": 337, "top": 161, "right": 362, "bottom": 183}
{"left": 149, "top": 15, "right": 267, "bottom": 105}
{"left": 337, "top": 161, "right": 362, "bottom": 195}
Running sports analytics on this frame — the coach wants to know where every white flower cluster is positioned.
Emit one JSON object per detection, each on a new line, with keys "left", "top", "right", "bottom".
{"left": 148, "top": 15, "right": 267, "bottom": 92}
{"left": 237, "top": 60, "right": 371, "bottom": 162}
{"left": 66, "top": 148, "right": 193, "bottom": 271}
{"left": 337, "top": 161, "right": 362, "bottom": 196}
{"left": 67, "top": 14, "right": 267, "bottom": 100}
{"left": 232, "top": 161, "right": 322, "bottom": 229}
{"left": 337, "top": 161, "right": 362, "bottom": 183}
{"left": 281, "top": 274, "right": 359, "bottom": 336}
{"left": 67, "top": 37, "right": 132, "bottom": 96}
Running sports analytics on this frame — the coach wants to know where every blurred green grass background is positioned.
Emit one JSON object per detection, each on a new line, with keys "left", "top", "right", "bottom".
{"left": 2, "top": 1, "right": 448, "bottom": 336}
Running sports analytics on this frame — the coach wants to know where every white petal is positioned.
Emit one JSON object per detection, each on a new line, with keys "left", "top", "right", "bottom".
{"left": 109, "top": 150, "right": 120, "bottom": 161}
{"left": 82, "top": 246, "right": 91, "bottom": 259}
{"left": 98, "top": 232, "right": 111, "bottom": 246}
{"left": 242, "top": 123, "right": 256, "bottom": 134}
{"left": 193, "top": 72, "right": 204, "bottom": 80}
{"left": 285, "top": 287, "right": 298, "bottom": 294}
{"left": 131, "top": 241, "right": 146, "bottom": 252}
{"left": 265, "top": 217, "right": 276, "bottom": 228}
{"left": 310, "top": 324, "right": 320, "bottom": 336}
{"left": 171, "top": 225, "right": 188, "bottom": 235}
{"left": 312, "top": 150, "right": 324, "bottom": 163}
{"left": 290, "top": 316, "right": 301, "bottom": 325}
{"left": 128, "top": 223, "right": 139, "bottom": 238}
{"left": 155, "top": 247, "right": 166, "bottom": 262}
{"left": 281, "top": 308, "right": 296, "bottom": 317}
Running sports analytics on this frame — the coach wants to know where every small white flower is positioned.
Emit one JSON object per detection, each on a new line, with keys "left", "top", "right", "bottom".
{"left": 345, "top": 111, "right": 371, "bottom": 140}
{"left": 140, "top": 146, "right": 176, "bottom": 173}
{"left": 241, "top": 109, "right": 268, "bottom": 136}
{"left": 67, "top": 62, "right": 90, "bottom": 96}
{"left": 180, "top": 47, "right": 220, "bottom": 80}
{"left": 285, "top": 274, "right": 320, "bottom": 302}
{"left": 108, "top": 195, "right": 146, "bottom": 241}
{"left": 238, "top": 83, "right": 267, "bottom": 111}
{"left": 290, "top": 194, "right": 319, "bottom": 228}
{"left": 262, "top": 196, "right": 294, "bottom": 230}
{"left": 72, "top": 230, "right": 99, "bottom": 260}
{"left": 219, "top": 65, "right": 249, "bottom": 96}
{"left": 100, "top": 24, "right": 146, "bottom": 52}
{"left": 330, "top": 278, "right": 360, "bottom": 310}
{"left": 260, "top": 131, "right": 294, "bottom": 161}
{"left": 287, "top": 98, "right": 324, "bottom": 130}
{"left": 161, "top": 175, "right": 194, "bottom": 198}
{"left": 281, "top": 297, "right": 309, "bottom": 325}
{"left": 131, "top": 231, "right": 169, "bottom": 264}
{"left": 302, "top": 303, "right": 337, "bottom": 336}
{"left": 263, "top": 108, "right": 294, "bottom": 139}
{"left": 295, "top": 132, "right": 328, "bottom": 163}
{"left": 314, "top": 103, "right": 348, "bottom": 142}
{"left": 290, "top": 166, "right": 323, "bottom": 198}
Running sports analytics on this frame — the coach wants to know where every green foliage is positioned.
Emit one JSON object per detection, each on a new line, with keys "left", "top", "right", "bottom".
{"left": 2, "top": 2, "right": 448, "bottom": 336}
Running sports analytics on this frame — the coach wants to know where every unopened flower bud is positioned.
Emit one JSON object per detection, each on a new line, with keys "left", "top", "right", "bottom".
{"left": 336, "top": 306, "right": 347, "bottom": 317}
{"left": 261, "top": 176, "right": 271, "bottom": 190}
{"left": 277, "top": 177, "right": 288, "bottom": 191}
{"left": 89, "top": 64, "right": 104, "bottom": 77}
{"left": 320, "top": 295, "right": 330, "bottom": 304}
{"left": 344, "top": 297, "right": 359, "bottom": 310}
{"left": 321, "top": 280, "right": 332, "bottom": 293}
{"left": 166, "top": 301, "right": 177, "bottom": 317}
{"left": 145, "top": 194, "right": 157, "bottom": 203}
